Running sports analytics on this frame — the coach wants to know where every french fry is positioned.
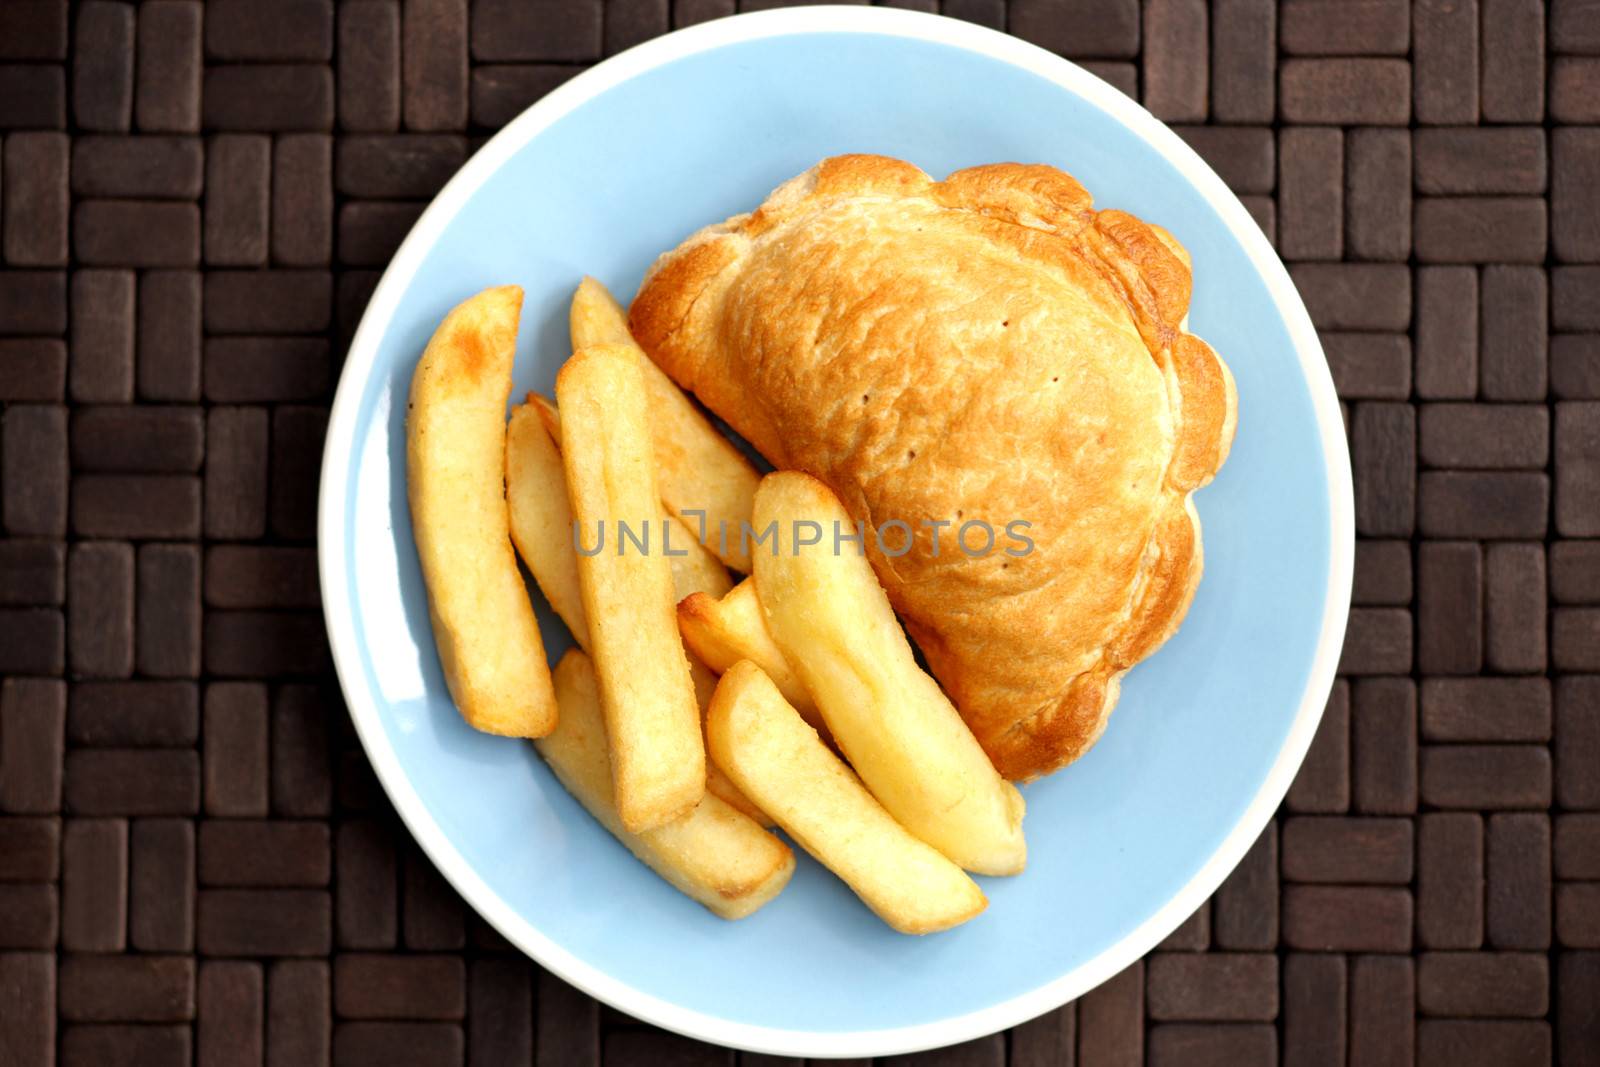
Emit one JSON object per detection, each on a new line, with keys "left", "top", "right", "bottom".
{"left": 688, "top": 656, "right": 772, "bottom": 826}
{"left": 677, "top": 578, "right": 826, "bottom": 734}
{"left": 664, "top": 516, "right": 735, "bottom": 602}
{"left": 528, "top": 391, "right": 561, "bottom": 443}
{"left": 568, "top": 275, "right": 639, "bottom": 348}
{"left": 538, "top": 651, "right": 794, "bottom": 920}
{"left": 505, "top": 404, "right": 754, "bottom": 820}
{"left": 507, "top": 399, "right": 731, "bottom": 648}
{"left": 506, "top": 403, "right": 589, "bottom": 647}
{"left": 557, "top": 344, "right": 705, "bottom": 832}
{"left": 752, "top": 471, "right": 1027, "bottom": 876}
{"left": 707, "top": 661, "right": 985, "bottom": 934}
{"left": 406, "top": 285, "right": 556, "bottom": 738}
{"left": 527, "top": 391, "right": 732, "bottom": 604}
{"left": 569, "top": 277, "right": 760, "bottom": 573}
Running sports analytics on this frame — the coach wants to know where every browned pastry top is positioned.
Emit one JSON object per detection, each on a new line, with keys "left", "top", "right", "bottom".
{"left": 632, "top": 154, "right": 1237, "bottom": 780}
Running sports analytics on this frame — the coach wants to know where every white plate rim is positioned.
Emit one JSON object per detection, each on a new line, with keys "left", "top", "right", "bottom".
{"left": 317, "top": 6, "right": 1356, "bottom": 1058}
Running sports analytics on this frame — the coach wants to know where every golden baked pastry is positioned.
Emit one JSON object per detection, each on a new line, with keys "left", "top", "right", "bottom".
{"left": 631, "top": 155, "right": 1237, "bottom": 781}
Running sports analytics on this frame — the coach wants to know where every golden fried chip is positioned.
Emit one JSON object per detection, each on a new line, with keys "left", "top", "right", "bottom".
{"left": 557, "top": 344, "right": 704, "bottom": 831}
{"left": 538, "top": 651, "right": 793, "bottom": 920}
{"left": 707, "top": 661, "right": 985, "bottom": 934}
{"left": 407, "top": 285, "right": 556, "bottom": 738}
{"left": 570, "top": 277, "right": 760, "bottom": 572}
{"left": 752, "top": 471, "right": 1026, "bottom": 875}
{"left": 677, "top": 578, "right": 825, "bottom": 735}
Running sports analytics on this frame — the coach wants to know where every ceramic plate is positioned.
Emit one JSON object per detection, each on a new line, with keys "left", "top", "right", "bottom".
{"left": 318, "top": 7, "right": 1353, "bottom": 1057}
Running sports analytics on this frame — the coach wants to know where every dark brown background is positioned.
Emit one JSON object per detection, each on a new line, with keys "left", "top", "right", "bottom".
{"left": 0, "top": 0, "right": 1596, "bottom": 1064}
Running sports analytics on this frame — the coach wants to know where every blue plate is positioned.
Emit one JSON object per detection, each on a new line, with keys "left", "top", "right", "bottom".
{"left": 319, "top": 8, "right": 1353, "bottom": 1057}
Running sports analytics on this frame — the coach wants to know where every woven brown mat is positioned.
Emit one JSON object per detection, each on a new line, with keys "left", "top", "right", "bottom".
{"left": 0, "top": 0, "right": 1596, "bottom": 1063}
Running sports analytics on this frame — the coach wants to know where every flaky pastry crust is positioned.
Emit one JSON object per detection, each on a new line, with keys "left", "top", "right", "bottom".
{"left": 631, "top": 155, "right": 1237, "bottom": 780}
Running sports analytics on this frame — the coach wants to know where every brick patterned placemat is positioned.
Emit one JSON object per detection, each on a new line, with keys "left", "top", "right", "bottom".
{"left": 0, "top": 0, "right": 1597, "bottom": 1064}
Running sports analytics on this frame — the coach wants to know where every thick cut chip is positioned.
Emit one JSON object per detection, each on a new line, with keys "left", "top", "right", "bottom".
{"left": 508, "top": 398, "right": 731, "bottom": 646}
{"left": 706, "top": 661, "right": 985, "bottom": 934}
{"left": 507, "top": 403, "right": 753, "bottom": 819}
{"left": 506, "top": 402, "right": 589, "bottom": 646}
{"left": 688, "top": 655, "right": 771, "bottom": 826}
{"left": 677, "top": 578, "right": 824, "bottom": 733}
{"left": 538, "top": 651, "right": 793, "bottom": 920}
{"left": 752, "top": 471, "right": 1026, "bottom": 876}
{"left": 569, "top": 276, "right": 760, "bottom": 572}
{"left": 557, "top": 343, "right": 705, "bottom": 832}
{"left": 406, "top": 285, "right": 556, "bottom": 738}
